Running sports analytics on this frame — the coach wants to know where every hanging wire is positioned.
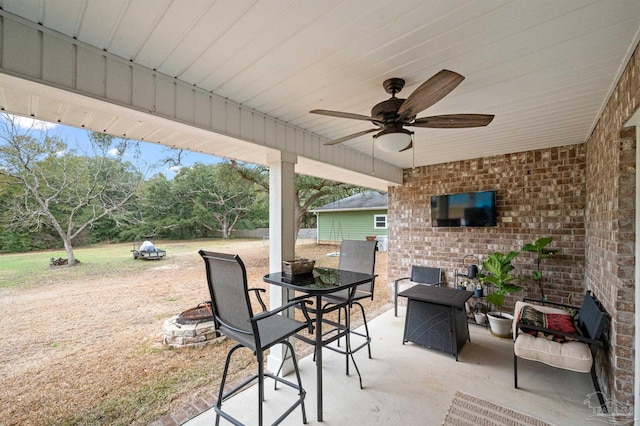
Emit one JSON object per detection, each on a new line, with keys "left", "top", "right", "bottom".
{"left": 372, "top": 137, "right": 375, "bottom": 175}
{"left": 412, "top": 133, "right": 416, "bottom": 170}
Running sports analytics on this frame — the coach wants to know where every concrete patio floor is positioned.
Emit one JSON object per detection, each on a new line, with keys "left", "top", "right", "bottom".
{"left": 185, "top": 306, "right": 597, "bottom": 425}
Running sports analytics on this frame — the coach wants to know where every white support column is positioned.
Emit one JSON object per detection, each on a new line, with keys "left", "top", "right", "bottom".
{"left": 634, "top": 126, "right": 639, "bottom": 423}
{"left": 266, "top": 151, "right": 298, "bottom": 374}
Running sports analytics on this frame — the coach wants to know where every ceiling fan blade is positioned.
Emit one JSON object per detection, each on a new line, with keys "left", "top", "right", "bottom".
{"left": 399, "top": 141, "right": 413, "bottom": 152}
{"left": 310, "top": 109, "right": 379, "bottom": 123}
{"left": 324, "top": 128, "right": 378, "bottom": 145}
{"left": 396, "top": 70, "right": 465, "bottom": 121}
{"left": 411, "top": 114, "right": 495, "bottom": 128}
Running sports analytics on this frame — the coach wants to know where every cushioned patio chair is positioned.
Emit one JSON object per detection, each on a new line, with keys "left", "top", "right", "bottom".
{"left": 513, "top": 290, "right": 609, "bottom": 413}
{"left": 394, "top": 265, "right": 442, "bottom": 316}
{"left": 199, "top": 250, "right": 313, "bottom": 426}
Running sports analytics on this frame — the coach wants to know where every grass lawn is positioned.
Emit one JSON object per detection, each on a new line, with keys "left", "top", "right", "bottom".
{"left": 0, "top": 239, "right": 251, "bottom": 288}
{"left": 0, "top": 238, "right": 388, "bottom": 424}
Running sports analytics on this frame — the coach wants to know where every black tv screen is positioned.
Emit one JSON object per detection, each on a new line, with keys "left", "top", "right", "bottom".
{"left": 431, "top": 190, "right": 497, "bottom": 227}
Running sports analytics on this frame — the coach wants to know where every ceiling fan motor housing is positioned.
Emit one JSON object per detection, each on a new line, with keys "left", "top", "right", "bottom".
{"left": 371, "top": 97, "right": 409, "bottom": 122}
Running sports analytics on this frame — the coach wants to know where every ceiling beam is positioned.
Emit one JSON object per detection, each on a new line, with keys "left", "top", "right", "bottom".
{"left": 0, "top": 10, "right": 402, "bottom": 190}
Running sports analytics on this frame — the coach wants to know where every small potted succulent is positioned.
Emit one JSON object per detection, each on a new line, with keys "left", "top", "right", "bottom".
{"left": 473, "top": 283, "right": 484, "bottom": 298}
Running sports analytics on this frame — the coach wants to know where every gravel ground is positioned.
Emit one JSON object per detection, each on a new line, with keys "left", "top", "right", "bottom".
{"left": 0, "top": 240, "right": 389, "bottom": 425}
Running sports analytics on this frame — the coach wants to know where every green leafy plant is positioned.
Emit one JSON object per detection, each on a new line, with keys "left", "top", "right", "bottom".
{"left": 522, "top": 237, "right": 559, "bottom": 300}
{"left": 479, "top": 250, "right": 522, "bottom": 317}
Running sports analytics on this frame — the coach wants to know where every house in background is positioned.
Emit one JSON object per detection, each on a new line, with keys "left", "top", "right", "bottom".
{"left": 312, "top": 191, "right": 388, "bottom": 249}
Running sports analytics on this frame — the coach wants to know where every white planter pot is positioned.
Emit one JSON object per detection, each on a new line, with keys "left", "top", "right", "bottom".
{"left": 487, "top": 312, "right": 514, "bottom": 338}
{"left": 474, "top": 312, "right": 487, "bottom": 325}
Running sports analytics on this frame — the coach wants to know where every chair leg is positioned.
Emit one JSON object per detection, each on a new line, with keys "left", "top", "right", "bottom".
{"left": 355, "top": 301, "right": 372, "bottom": 359}
{"left": 343, "top": 304, "right": 364, "bottom": 389}
{"left": 284, "top": 340, "right": 308, "bottom": 424}
{"left": 394, "top": 282, "right": 398, "bottom": 317}
{"left": 257, "top": 352, "right": 264, "bottom": 426}
{"left": 273, "top": 343, "right": 289, "bottom": 391}
{"left": 337, "top": 307, "right": 343, "bottom": 347}
{"left": 216, "top": 344, "right": 243, "bottom": 426}
{"left": 514, "top": 353, "right": 518, "bottom": 388}
{"left": 344, "top": 306, "right": 350, "bottom": 376}
{"left": 347, "top": 342, "right": 364, "bottom": 389}
{"left": 590, "top": 363, "right": 608, "bottom": 414}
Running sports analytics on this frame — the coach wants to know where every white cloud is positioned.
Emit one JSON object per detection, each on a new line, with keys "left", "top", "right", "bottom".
{"left": 168, "top": 165, "right": 182, "bottom": 173}
{"left": 8, "top": 114, "right": 58, "bottom": 130}
{"left": 108, "top": 148, "right": 122, "bottom": 157}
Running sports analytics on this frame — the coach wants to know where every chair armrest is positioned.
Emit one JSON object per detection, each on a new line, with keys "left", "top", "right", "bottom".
{"left": 394, "top": 277, "right": 411, "bottom": 286}
{"left": 515, "top": 321, "right": 602, "bottom": 346}
{"left": 252, "top": 297, "right": 314, "bottom": 334}
{"left": 522, "top": 298, "right": 580, "bottom": 312}
{"left": 248, "top": 288, "right": 267, "bottom": 312}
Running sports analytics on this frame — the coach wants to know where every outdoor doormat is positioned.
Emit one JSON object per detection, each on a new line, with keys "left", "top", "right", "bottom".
{"left": 442, "top": 391, "right": 554, "bottom": 426}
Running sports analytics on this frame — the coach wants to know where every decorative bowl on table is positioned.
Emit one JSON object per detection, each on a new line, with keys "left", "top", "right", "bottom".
{"left": 282, "top": 259, "right": 315, "bottom": 276}
{"left": 312, "top": 267, "right": 341, "bottom": 285}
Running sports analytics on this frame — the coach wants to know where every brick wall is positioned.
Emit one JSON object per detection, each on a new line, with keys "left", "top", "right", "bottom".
{"left": 388, "top": 144, "right": 587, "bottom": 310}
{"left": 388, "top": 41, "right": 639, "bottom": 409}
{"left": 584, "top": 41, "right": 639, "bottom": 406}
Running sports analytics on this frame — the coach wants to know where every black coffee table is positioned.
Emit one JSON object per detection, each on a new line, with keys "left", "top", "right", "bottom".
{"left": 398, "top": 285, "right": 472, "bottom": 361}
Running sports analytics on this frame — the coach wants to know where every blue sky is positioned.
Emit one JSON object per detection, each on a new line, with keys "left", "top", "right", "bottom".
{"left": 12, "top": 115, "right": 223, "bottom": 178}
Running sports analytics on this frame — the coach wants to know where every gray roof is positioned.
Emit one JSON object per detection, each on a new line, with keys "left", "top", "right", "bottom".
{"left": 312, "top": 191, "right": 388, "bottom": 212}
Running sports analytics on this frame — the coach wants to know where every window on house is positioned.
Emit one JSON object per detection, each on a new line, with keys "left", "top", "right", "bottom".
{"left": 374, "top": 214, "right": 387, "bottom": 229}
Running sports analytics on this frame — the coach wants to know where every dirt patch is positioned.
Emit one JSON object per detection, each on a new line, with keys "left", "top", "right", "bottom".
{"left": 0, "top": 241, "right": 389, "bottom": 425}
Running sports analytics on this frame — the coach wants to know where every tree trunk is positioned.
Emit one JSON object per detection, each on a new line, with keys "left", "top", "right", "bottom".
{"left": 220, "top": 220, "right": 230, "bottom": 238}
{"left": 62, "top": 234, "right": 77, "bottom": 266}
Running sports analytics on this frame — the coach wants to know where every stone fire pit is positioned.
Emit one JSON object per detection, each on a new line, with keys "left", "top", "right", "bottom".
{"left": 163, "top": 303, "right": 221, "bottom": 348}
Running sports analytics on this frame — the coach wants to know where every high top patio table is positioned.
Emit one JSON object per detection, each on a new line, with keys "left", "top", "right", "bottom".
{"left": 264, "top": 268, "right": 375, "bottom": 422}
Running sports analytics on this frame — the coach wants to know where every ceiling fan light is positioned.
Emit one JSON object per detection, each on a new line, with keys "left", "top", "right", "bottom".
{"left": 375, "top": 128, "right": 412, "bottom": 152}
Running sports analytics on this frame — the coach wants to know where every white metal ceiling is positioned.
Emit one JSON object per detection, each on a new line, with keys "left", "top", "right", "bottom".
{"left": 0, "top": 0, "right": 639, "bottom": 176}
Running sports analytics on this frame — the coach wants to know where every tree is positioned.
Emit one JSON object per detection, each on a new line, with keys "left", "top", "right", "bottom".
{"left": 169, "top": 162, "right": 258, "bottom": 238}
{"left": 229, "top": 161, "right": 367, "bottom": 238}
{"left": 135, "top": 173, "right": 186, "bottom": 239}
{"left": 0, "top": 114, "right": 151, "bottom": 265}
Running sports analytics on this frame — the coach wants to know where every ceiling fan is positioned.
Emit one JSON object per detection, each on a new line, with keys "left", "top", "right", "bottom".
{"left": 311, "top": 70, "right": 494, "bottom": 152}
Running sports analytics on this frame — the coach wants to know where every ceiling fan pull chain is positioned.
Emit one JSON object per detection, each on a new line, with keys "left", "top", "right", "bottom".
{"left": 412, "top": 133, "right": 415, "bottom": 169}
{"left": 371, "top": 137, "right": 376, "bottom": 175}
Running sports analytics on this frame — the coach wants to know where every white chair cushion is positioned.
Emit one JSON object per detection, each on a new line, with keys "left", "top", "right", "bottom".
{"left": 513, "top": 301, "right": 592, "bottom": 373}
{"left": 514, "top": 333, "right": 592, "bottom": 372}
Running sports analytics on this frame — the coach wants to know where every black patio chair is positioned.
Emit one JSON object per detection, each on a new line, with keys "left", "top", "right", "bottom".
{"left": 513, "top": 290, "right": 610, "bottom": 412}
{"left": 320, "top": 239, "right": 377, "bottom": 387}
{"left": 394, "top": 265, "right": 442, "bottom": 316}
{"left": 199, "top": 250, "right": 313, "bottom": 426}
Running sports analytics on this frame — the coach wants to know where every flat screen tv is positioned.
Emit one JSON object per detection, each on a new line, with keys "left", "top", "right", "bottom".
{"left": 431, "top": 190, "right": 497, "bottom": 227}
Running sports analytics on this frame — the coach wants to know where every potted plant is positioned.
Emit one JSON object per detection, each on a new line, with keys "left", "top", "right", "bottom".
{"left": 479, "top": 250, "right": 522, "bottom": 337}
{"left": 522, "top": 237, "right": 559, "bottom": 301}
{"left": 473, "top": 302, "right": 487, "bottom": 325}
{"left": 473, "top": 283, "right": 484, "bottom": 298}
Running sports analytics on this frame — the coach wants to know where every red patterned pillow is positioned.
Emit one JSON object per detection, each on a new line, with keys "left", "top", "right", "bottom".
{"left": 518, "top": 305, "right": 579, "bottom": 342}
